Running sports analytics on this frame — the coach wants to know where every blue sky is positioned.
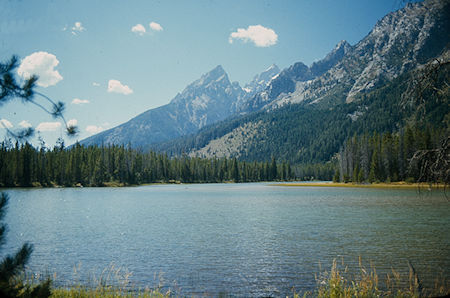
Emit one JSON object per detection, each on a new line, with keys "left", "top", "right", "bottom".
{"left": 0, "top": 0, "right": 414, "bottom": 147}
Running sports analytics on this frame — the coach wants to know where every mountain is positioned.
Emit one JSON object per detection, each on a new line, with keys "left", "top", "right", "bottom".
{"left": 81, "top": 65, "right": 279, "bottom": 147}
{"left": 239, "top": 41, "right": 351, "bottom": 113}
{"left": 310, "top": 40, "right": 352, "bottom": 77}
{"left": 156, "top": 50, "right": 449, "bottom": 163}
{"left": 154, "top": 0, "right": 449, "bottom": 162}
{"left": 232, "top": 64, "right": 280, "bottom": 113}
{"left": 83, "top": 0, "right": 449, "bottom": 163}
{"left": 256, "top": 0, "right": 449, "bottom": 110}
{"left": 243, "top": 64, "right": 280, "bottom": 94}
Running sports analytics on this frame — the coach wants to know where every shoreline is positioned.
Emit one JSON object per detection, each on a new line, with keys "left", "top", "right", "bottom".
{"left": 1, "top": 181, "right": 447, "bottom": 190}
{"left": 273, "top": 182, "right": 446, "bottom": 189}
{"left": 0, "top": 180, "right": 268, "bottom": 189}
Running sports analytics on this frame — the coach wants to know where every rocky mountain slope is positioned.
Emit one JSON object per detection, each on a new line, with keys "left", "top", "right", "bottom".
{"left": 159, "top": 51, "right": 449, "bottom": 163}
{"left": 80, "top": 65, "right": 279, "bottom": 147}
{"left": 242, "top": 64, "right": 280, "bottom": 94}
{"left": 155, "top": 0, "right": 449, "bottom": 162}
{"left": 259, "top": 0, "right": 449, "bottom": 110}
{"left": 83, "top": 0, "right": 449, "bottom": 161}
{"left": 239, "top": 40, "right": 351, "bottom": 113}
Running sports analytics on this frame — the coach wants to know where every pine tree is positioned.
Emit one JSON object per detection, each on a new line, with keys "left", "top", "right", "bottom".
{"left": 270, "top": 157, "right": 277, "bottom": 180}
{"left": 231, "top": 158, "right": 240, "bottom": 182}
{"left": 333, "top": 168, "right": 340, "bottom": 183}
{"left": 1, "top": 56, "right": 78, "bottom": 139}
{"left": 0, "top": 193, "right": 51, "bottom": 297}
{"left": 360, "top": 134, "right": 370, "bottom": 181}
{"left": 357, "top": 168, "right": 364, "bottom": 183}
{"left": 369, "top": 148, "right": 380, "bottom": 183}
{"left": 286, "top": 163, "right": 292, "bottom": 180}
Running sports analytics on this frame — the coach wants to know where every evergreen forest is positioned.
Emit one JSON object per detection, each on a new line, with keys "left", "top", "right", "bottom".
{"left": 0, "top": 141, "right": 294, "bottom": 187}
{"left": 335, "top": 126, "right": 448, "bottom": 183}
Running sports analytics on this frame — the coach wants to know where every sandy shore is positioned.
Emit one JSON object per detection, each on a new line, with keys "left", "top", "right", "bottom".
{"left": 273, "top": 182, "right": 446, "bottom": 189}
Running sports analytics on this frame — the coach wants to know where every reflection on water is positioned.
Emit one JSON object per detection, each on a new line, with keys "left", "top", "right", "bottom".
{"left": 3, "top": 184, "right": 449, "bottom": 296}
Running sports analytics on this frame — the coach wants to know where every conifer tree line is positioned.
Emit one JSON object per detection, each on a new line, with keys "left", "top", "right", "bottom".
{"left": 0, "top": 141, "right": 294, "bottom": 187}
{"left": 335, "top": 126, "right": 447, "bottom": 183}
{"left": 293, "top": 163, "right": 336, "bottom": 181}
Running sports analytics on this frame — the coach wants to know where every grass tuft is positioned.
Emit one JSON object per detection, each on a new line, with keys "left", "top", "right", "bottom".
{"left": 48, "top": 263, "right": 171, "bottom": 298}
{"left": 17, "top": 259, "right": 450, "bottom": 297}
{"left": 292, "top": 257, "right": 449, "bottom": 298}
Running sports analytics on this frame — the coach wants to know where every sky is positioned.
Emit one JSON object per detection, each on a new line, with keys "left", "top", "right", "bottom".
{"left": 0, "top": 0, "right": 415, "bottom": 147}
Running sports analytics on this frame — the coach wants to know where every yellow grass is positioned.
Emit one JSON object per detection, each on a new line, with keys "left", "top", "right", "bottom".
{"left": 273, "top": 182, "right": 446, "bottom": 189}
{"left": 45, "top": 263, "right": 172, "bottom": 298}
{"left": 292, "top": 257, "right": 450, "bottom": 298}
{"left": 22, "top": 259, "right": 449, "bottom": 298}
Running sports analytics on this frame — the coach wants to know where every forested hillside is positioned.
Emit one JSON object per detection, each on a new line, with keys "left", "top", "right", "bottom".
{"left": 78, "top": 0, "right": 448, "bottom": 175}
{"left": 153, "top": 60, "right": 449, "bottom": 166}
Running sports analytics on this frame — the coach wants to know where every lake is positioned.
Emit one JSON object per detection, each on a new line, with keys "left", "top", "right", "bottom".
{"left": 2, "top": 183, "right": 449, "bottom": 296}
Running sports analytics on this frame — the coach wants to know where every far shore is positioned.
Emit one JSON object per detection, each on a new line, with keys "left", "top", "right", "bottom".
{"left": 273, "top": 182, "right": 447, "bottom": 189}
{"left": 1, "top": 181, "right": 446, "bottom": 190}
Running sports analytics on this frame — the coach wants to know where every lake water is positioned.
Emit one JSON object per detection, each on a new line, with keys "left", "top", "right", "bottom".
{"left": 2, "top": 183, "right": 449, "bottom": 296}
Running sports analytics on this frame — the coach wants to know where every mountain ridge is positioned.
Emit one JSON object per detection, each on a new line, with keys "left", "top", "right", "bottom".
{"left": 155, "top": 51, "right": 449, "bottom": 163}
{"left": 152, "top": 0, "right": 449, "bottom": 162}
{"left": 80, "top": 64, "right": 279, "bottom": 147}
{"left": 81, "top": 0, "right": 449, "bottom": 164}
{"left": 260, "top": 0, "right": 449, "bottom": 111}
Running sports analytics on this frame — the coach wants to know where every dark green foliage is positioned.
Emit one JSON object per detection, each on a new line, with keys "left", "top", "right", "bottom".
{"left": 0, "top": 243, "right": 33, "bottom": 282}
{"left": 0, "top": 143, "right": 294, "bottom": 187}
{"left": 0, "top": 193, "right": 51, "bottom": 297}
{"left": 231, "top": 158, "right": 240, "bottom": 182}
{"left": 337, "top": 127, "right": 448, "bottom": 183}
{"left": 293, "top": 163, "right": 336, "bottom": 181}
{"left": 0, "top": 56, "right": 36, "bottom": 104}
{"left": 333, "top": 169, "right": 340, "bottom": 183}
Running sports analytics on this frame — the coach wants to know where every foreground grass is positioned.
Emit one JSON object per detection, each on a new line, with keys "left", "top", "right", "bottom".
{"left": 41, "top": 258, "right": 449, "bottom": 298}
{"left": 51, "top": 287, "right": 169, "bottom": 298}
{"left": 293, "top": 258, "right": 449, "bottom": 298}
{"left": 47, "top": 265, "right": 172, "bottom": 298}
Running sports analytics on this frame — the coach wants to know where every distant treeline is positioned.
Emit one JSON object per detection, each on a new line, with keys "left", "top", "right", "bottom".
{"left": 335, "top": 126, "right": 447, "bottom": 183}
{"left": 0, "top": 142, "right": 296, "bottom": 187}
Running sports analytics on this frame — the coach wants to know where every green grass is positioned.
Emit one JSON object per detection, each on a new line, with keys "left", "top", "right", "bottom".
{"left": 45, "top": 264, "right": 172, "bottom": 298}
{"left": 51, "top": 287, "right": 169, "bottom": 298}
{"left": 294, "top": 257, "right": 449, "bottom": 298}
{"left": 19, "top": 259, "right": 450, "bottom": 297}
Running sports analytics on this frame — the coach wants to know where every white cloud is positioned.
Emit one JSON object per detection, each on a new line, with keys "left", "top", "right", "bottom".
{"left": 36, "top": 122, "right": 61, "bottom": 132}
{"left": 229, "top": 25, "right": 278, "bottom": 47}
{"left": 132, "top": 24, "right": 146, "bottom": 35}
{"left": 71, "top": 98, "right": 90, "bottom": 105}
{"left": 92, "top": 82, "right": 100, "bottom": 87}
{"left": 71, "top": 22, "right": 85, "bottom": 35}
{"left": 86, "top": 125, "right": 104, "bottom": 135}
{"left": 17, "top": 52, "right": 63, "bottom": 87}
{"left": 149, "top": 22, "right": 163, "bottom": 31}
{"left": 107, "top": 79, "right": 133, "bottom": 95}
{"left": 0, "top": 119, "right": 13, "bottom": 129}
{"left": 67, "top": 119, "right": 78, "bottom": 127}
{"left": 19, "top": 120, "right": 32, "bottom": 128}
